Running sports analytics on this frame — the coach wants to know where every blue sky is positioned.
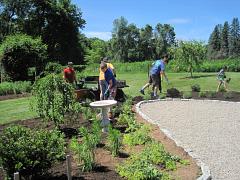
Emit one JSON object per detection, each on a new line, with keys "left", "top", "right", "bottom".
{"left": 73, "top": 0, "right": 240, "bottom": 42}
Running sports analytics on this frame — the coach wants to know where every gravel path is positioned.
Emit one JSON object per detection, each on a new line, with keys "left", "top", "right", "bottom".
{"left": 139, "top": 100, "right": 240, "bottom": 180}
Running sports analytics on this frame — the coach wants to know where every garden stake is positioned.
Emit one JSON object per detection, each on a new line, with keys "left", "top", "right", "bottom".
{"left": 66, "top": 155, "right": 72, "bottom": 180}
{"left": 14, "top": 172, "right": 20, "bottom": 180}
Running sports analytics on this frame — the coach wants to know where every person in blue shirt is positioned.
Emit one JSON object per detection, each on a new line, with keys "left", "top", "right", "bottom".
{"left": 100, "top": 62, "right": 117, "bottom": 100}
{"left": 140, "top": 54, "right": 170, "bottom": 98}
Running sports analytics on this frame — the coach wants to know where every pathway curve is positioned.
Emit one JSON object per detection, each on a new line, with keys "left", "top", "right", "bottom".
{"left": 138, "top": 99, "right": 240, "bottom": 180}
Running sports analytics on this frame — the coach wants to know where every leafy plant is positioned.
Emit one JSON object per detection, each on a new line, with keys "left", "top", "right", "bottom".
{"left": 70, "top": 126, "right": 100, "bottom": 172}
{"left": 31, "top": 74, "right": 77, "bottom": 127}
{"left": 207, "top": 91, "right": 217, "bottom": 98}
{"left": 191, "top": 84, "right": 201, "bottom": 92}
{"left": 123, "top": 124, "right": 151, "bottom": 146}
{"left": 107, "top": 126, "right": 122, "bottom": 157}
{"left": 116, "top": 153, "right": 170, "bottom": 180}
{"left": 0, "top": 125, "right": 65, "bottom": 179}
{"left": 141, "top": 141, "right": 188, "bottom": 171}
{"left": 82, "top": 106, "right": 96, "bottom": 121}
{"left": 182, "top": 91, "right": 192, "bottom": 99}
{"left": 199, "top": 91, "right": 207, "bottom": 98}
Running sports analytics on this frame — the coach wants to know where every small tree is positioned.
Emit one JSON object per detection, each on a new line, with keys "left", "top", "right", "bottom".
{"left": 171, "top": 41, "right": 206, "bottom": 78}
{"left": 0, "top": 34, "right": 47, "bottom": 81}
{"left": 31, "top": 74, "right": 80, "bottom": 127}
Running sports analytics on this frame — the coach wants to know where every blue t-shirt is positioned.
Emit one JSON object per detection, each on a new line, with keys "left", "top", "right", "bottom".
{"left": 104, "top": 68, "right": 116, "bottom": 87}
{"left": 150, "top": 60, "right": 165, "bottom": 75}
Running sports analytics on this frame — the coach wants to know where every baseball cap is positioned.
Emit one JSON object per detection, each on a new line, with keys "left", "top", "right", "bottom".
{"left": 68, "top": 62, "right": 73, "bottom": 65}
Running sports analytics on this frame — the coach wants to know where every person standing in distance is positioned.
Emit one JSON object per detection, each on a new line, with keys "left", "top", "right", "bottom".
{"left": 63, "top": 62, "right": 77, "bottom": 84}
{"left": 139, "top": 54, "right": 170, "bottom": 98}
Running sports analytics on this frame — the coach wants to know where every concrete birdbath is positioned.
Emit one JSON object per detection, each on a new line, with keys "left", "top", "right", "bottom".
{"left": 90, "top": 100, "right": 117, "bottom": 132}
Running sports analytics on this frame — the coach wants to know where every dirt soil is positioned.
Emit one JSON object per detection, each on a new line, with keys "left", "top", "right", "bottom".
{"left": 0, "top": 93, "right": 30, "bottom": 101}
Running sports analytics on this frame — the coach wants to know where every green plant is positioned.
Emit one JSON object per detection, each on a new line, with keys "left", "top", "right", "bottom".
{"left": 0, "top": 34, "right": 47, "bottom": 81}
{"left": 44, "top": 62, "right": 63, "bottom": 75}
{"left": 182, "top": 91, "right": 192, "bottom": 99}
{"left": 191, "top": 84, "right": 201, "bottom": 92}
{"left": 82, "top": 106, "right": 96, "bottom": 121}
{"left": 107, "top": 126, "right": 122, "bottom": 156}
{"left": 31, "top": 74, "right": 77, "bottom": 127}
{"left": 207, "top": 91, "right": 217, "bottom": 98}
{"left": 141, "top": 141, "right": 188, "bottom": 171}
{"left": 199, "top": 91, "right": 207, "bottom": 98}
{"left": 70, "top": 126, "right": 100, "bottom": 172}
{"left": 116, "top": 153, "right": 170, "bottom": 180}
{"left": 0, "top": 125, "right": 65, "bottom": 179}
{"left": 123, "top": 124, "right": 151, "bottom": 146}
{"left": 219, "top": 86, "right": 227, "bottom": 92}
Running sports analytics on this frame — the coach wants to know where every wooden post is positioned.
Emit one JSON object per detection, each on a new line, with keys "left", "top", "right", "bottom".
{"left": 66, "top": 155, "right": 72, "bottom": 180}
{"left": 14, "top": 172, "right": 20, "bottom": 180}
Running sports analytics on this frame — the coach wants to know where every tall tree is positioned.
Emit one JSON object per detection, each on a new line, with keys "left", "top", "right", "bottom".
{"left": 229, "top": 17, "right": 240, "bottom": 57}
{"left": 207, "top": 25, "right": 221, "bottom": 59}
{"left": 154, "top": 23, "right": 176, "bottom": 59}
{"left": 125, "top": 23, "right": 140, "bottom": 61}
{"left": 0, "top": 0, "right": 86, "bottom": 64}
{"left": 220, "top": 21, "right": 229, "bottom": 58}
{"left": 111, "top": 16, "right": 128, "bottom": 61}
{"left": 139, "top": 24, "right": 154, "bottom": 60}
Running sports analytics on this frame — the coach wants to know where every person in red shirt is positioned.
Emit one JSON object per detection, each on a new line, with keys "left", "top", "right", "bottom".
{"left": 63, "top": 62, "right": 77, "bottom": 84}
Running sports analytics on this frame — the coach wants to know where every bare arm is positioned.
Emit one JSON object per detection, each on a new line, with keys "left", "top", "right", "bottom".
{"left": 160, "top": 71, "right": 169, "bottom": 83}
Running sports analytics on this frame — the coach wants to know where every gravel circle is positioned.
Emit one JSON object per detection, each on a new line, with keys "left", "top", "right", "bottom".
{"left": 139, "top": 99, "right": 240, "bottom": 180}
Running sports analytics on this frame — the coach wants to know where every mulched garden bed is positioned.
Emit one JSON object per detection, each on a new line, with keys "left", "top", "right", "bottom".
{"left": 0, "top": 93, "right": 30, "bottom": 101}
{"left": 0, "top": 103, "right": 201, "bottom": 180}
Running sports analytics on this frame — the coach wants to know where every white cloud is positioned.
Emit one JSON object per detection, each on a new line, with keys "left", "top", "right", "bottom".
{"left": 167, "top": 18, "right": 190, "bottom": 24}
{"left": 83, "top": 31, "right": 112, "bottom": 41}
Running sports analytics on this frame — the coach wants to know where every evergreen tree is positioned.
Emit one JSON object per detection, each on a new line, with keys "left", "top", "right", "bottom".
{"left": 229, "top": 17, "right": 240, "bottom": 57}
{"left": 220, "top": 21, "right": 229, "bottom": 58}
{"left": 207, "top": 25, "right": 221, "bottom": 59}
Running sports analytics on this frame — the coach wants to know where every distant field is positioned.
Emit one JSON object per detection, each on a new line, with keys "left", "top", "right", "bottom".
{"left": 0, "top": 72, "right": 239, "bottom": 125}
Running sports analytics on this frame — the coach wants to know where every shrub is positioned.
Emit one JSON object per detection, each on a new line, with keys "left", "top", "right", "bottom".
{"left": 0, "top": 125, "right": 65, "bottom": 179}
{"left": 166, "top": 88, "right": 180, "bottom": 98}
{"left": 123, "top": 125, "right": 151, "bottom": 146}
{"left": 207, "top": 91, "right": 217, "bottom": 98}
{"left": 31, "top": 74, "right": 78, "bottom": 127}
{"left": 199, "top": 91, "right": 207, "bottom": 98}
{"left": 191, "top": 84, "right": 201, "bottom": 92}
{"left": 182, "top": 92, "right": 192, "bottom": 99}
{"left": 0, "top": 34, "right": 47, "bottom": 81}
{"left": 107, "top": 126, "right": 122, "bottom": 157}
{"left": 0, "top": 81, "right": 32, "bottom": 95}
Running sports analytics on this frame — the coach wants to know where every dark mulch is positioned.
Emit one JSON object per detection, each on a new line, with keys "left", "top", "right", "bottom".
{"left": 191, "top": 91, "right": 240, "bottom": 102}
{"left": 0, "top": 116, "right": 126, "bottom": 180}
{"left": 0, "top": 93, "right": 31, "bottom": 101}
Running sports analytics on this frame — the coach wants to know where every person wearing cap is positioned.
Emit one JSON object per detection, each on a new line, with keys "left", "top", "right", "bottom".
{"left": 63, "top": 62, "right": 77, "bottom": 84}
{"left": 100, "top": 62, "right": 117, "bottom": 100}
{"left": 99, "top": 57, "right": 116, "bottom": 100}
{"left": 139, "top": 54, "right": 170, "bottom": 98}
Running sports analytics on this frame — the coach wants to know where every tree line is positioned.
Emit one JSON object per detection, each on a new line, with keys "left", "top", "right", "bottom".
{"left": 208, "top": 17, "right": 240, "bottom": 59}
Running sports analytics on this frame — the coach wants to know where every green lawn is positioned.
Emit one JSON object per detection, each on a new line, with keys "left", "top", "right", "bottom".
{"left": 0, "top": 97, "right": 37, "bottom": 125}
{"left": 0, "top": 72, "right": 239, "bottom": 125}
{"left": 118, "top": 72, "right": 240, "bottom": 97}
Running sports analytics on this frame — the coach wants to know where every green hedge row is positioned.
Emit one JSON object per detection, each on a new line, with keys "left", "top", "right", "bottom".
{"left": 0, "top": 81, "right": 32, "bottom": 96}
